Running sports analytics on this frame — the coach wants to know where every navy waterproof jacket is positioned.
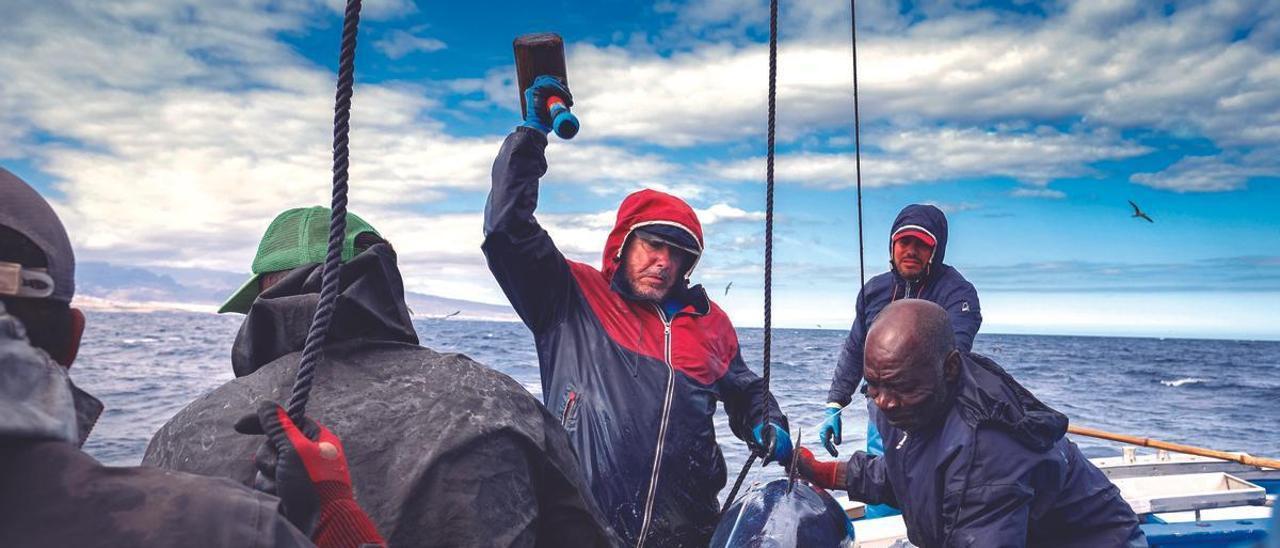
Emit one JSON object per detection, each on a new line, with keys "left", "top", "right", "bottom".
{"left": 841, "top": 353, "right": 1146, "bottom": 547}
{"left": 483, "top": 127, "right": 786, "bottom": 547}
{"left": 828, "top": 204, "right": 982, "bottom": 406}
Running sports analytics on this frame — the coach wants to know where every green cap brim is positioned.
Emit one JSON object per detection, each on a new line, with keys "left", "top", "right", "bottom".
{"left": 218, "top": 274, "right": 262, "bottom": 314}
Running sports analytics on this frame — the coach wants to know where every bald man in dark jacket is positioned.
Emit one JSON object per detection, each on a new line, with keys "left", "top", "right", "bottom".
{"left": 797, "top": 300, "right": 1145, "bottom": 547}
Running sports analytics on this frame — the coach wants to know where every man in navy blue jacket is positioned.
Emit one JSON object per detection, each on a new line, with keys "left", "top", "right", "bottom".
{"left": 483, "top": 76, "right": 791, "bottom": 547}
{"left": 796, "top": 300, "right": 1146, "bottom": 547}
{"left": 820, "top": 204, "right": 982, "bottom": 510}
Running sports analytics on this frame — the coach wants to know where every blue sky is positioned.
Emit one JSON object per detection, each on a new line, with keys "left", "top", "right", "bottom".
{"left": 2, "top": 0, "right": 1278, "bottom": 339}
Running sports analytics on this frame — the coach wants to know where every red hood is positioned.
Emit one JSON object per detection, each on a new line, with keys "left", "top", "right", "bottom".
{"left": 601, "top": 189, "right": 704, "bottom": 280}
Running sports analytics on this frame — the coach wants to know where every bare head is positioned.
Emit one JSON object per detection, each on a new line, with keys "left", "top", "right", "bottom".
{"left": 863, "top": 299, "right": 960, "bottom": 432}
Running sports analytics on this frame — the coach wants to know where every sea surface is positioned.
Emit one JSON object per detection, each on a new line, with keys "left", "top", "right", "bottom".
{"left": 75, "top": 310, "right": 1280, "bottom": 492}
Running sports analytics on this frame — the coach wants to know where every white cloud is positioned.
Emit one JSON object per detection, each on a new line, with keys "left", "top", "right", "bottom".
{"left": 465, "top": 0, "right": 1280, "bottom": 193}
{"left": 926, "top": 202, "right": 981, "bottom": 214}
{"left": 373, "top": 29, "right": 447, "bottom": 59}
{"left": 2, "top": 1, "right": 683, "bottom": 274}
{"left": 704, "top": 126, "right": 1148, "bottom": 188}
{"left": 1130, "top": 155, "right": 1272, "bottom": 193}
{"left": 322, "top": 0, "right": 417, "bottom": 20}
{"left": 481, "top": 1, "right": 1268, "bottom": 150}
{"left": 1011, "top": 187, "right": 1067, "bottom": 199}
{"left": 695, "top": 203, "right": 766, "bottom": 224}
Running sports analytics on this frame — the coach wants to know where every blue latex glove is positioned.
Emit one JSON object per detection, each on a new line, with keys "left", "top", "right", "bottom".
{"left": 819, "top": 404, "right": 843, "bottom": 457}
{"left": 521, "top": 75, "right": 573, "bottom": 135}
{"left": 752, "top": 422, "right": 793, "bottom": 466}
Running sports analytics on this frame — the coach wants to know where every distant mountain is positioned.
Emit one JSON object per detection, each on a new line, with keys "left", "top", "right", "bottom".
{"left": 74, "top": 261, "right": 517, "bottom": 321}
{"left": 76, "top": 262, "right": 242, "bottom": 304}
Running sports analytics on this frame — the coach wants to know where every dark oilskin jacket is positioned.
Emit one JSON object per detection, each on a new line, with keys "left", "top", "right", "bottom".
{"left": 483, "top": 127, "right": 786, "bottom": 548}
{"left": 828, "top": 204, "right": 983, "bottom": 406}
{"left": 841, "top": 354, "right": 1147, "bottom": 547}
{"left": 143, "top": 244, "right": 617, "bottom": 547}
{"left": 0, "top": 301, "right": 311, "bottom": 547}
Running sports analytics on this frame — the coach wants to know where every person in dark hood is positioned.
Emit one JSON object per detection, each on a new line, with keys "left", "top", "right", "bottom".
{"left": 483, "top": 76, "right": 792, "bottom": 547}
{"left": 144, "top": 206, "right": 617, "bottom": 547}
{"left": 0, "top": 167, "right": 382, "bottom": 547}
{"left": 795, "top": 300, "right": 1146, "bottom": 547}
{"left": 819, "top": 204, "right": 982, "bottom": 517}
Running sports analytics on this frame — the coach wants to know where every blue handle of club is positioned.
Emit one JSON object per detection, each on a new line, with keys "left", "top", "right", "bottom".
{"left": 547, "top": 97, "right": 579, "bottom": 140}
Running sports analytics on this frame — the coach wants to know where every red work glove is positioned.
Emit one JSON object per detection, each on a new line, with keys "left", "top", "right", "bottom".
{"left": 793, "top": 446, "right": 847, "bottom": 491}
{"left": 235, "top": 402, "right": 385, "bottom": 548}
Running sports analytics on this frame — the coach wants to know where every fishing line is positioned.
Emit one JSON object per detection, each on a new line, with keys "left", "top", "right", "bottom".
{"left": 851, "top": 0, "right": 866, "bottom": 334}
{"left": 722, "top": 0, "right": 779, "bottom": 514}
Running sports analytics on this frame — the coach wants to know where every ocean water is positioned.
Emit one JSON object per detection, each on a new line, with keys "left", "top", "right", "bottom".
{"left": 74, "top": 311, "right": 1280, "bottom": 493}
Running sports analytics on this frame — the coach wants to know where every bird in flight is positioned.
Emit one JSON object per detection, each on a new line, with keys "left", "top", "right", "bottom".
{"left": 724, "top": 281, "right": 733, "bottom": 296}
{"left": 1128, "top": 200, "right": 1154, "bottom": 223}
{"left": 442, "top": 310, "right": 461, "bottom": 320}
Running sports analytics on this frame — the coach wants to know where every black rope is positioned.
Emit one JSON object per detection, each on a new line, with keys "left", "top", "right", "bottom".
{"left": 761, "top": 0, "right": 777, "bottom": 410}
{"left": 851, "top": 0, "right": 866, "bottom": 335}
{"left": 721, "top": 0, "right": 779, "bottom": 514}
{"left": 286, "top": 0, "right": 361, "bottom": 425}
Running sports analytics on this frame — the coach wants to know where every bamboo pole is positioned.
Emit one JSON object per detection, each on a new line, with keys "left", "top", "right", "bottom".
{"left": 1068, "top": 425, "right": 1280, "bottom": 470}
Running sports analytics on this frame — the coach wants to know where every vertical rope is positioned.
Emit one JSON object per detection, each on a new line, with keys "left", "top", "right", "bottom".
{"left": 761, "top": 0, "right": 778, "bottom": 400}
{"left": 286, "top": 0, "right": 361, "bottom": 425}
{"left": 722, "top": 0, "right": 779, "bottom": 514}
{"left": 851, "top": 0, "right": 866, "bottom": 334}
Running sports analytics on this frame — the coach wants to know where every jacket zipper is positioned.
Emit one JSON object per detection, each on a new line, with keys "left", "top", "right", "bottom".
{"left": 637, "top": 305, "right": 677, "bottom": 547}
{"left": 561, "top": 390, "right": 577, "bottom": 426}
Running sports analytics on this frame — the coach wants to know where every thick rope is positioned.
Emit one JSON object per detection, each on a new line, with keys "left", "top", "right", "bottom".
{"left": 286, "top": 0, "right": 361, "bottom": 425}
{"left": 722, "top": 0, "right": 779, "bottom": 514}
{"left": 851, "top": 0, "right": 866, "bottom": 333}
{"left": 761, "top": 0, "right": 777, "bottom": 413}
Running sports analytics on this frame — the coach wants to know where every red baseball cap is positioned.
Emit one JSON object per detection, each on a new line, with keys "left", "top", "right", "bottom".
{"left": 891, "top": 225, "right": 937, "bottom": 248}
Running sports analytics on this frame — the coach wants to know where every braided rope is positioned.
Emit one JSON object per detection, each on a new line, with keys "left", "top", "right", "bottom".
{"left": 721, "top": 0, "right": 779, "bottom": 514}
{"left": 851, "top": 0, "right": 866, "bottom": 335}
{"left": 286, "top": 0, "right": 361, "bottom": 425}
{"left": 761, "top": 0, "right": 778, "bottom": 410}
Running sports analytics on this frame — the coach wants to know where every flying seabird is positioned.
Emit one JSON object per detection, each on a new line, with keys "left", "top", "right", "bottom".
{"left": 724, "top": 281, "right": 733, "bottom": 296}
{"left": 1128, "top": 200, "right": 1154, "bottom": 223}
{"left": 442, "top": 310, "right": 461, "bottom": 320}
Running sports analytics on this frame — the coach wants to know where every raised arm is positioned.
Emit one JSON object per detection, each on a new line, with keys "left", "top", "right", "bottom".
{"left": 481, "top": 127, "right": 574, "bottom": 335}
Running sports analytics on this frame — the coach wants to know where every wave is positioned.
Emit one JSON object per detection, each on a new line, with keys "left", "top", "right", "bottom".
{"left": 1159, "top": 377, "right": 1205, "bottom": 387}
{"left": 120, "top": 337, "right": 160, "bottom": 345}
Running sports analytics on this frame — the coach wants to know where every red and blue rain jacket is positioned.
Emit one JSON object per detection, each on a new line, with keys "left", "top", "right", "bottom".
{"left": 483, "top": 128, "right": 786, "bottom": 547}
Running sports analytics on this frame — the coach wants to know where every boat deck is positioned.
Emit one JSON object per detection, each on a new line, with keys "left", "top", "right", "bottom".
{"left": 833, "top": 450, "right": 1279, "bottom": 547}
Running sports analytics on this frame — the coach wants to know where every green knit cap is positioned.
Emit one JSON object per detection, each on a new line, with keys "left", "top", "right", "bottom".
{"left": 218, "top": 207, "right": 380, "bottom": 314}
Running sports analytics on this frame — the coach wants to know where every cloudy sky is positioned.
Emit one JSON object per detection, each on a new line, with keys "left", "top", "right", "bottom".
{"left": 4, "top": 0, "right": 1278, "bottom": 340}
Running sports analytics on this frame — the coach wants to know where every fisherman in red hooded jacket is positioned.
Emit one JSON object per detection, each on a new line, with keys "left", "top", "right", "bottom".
{"left": 483, "top": 76, "right": 792, "bottom": 547}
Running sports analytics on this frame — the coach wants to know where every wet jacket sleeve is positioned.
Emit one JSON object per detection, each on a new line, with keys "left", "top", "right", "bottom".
{"left": 482, "top": 127, "right": 573, "bottom": 335}
{"left": 826, "top": 288, "right": 868, "bottom": 406}
{"left": 942, "top": 279, "right": 982, "bottom": 353}
{"left": 718, "top": 350, "right": 788, "bottom": 442}
{"left": 841, "top": 451, "right": 898, "bottom": 507}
